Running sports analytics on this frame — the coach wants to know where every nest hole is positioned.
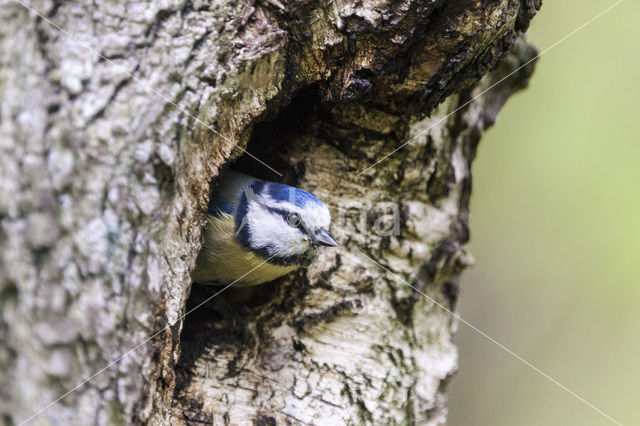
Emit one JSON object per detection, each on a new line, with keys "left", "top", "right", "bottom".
{"left": 185, "top": 83, "right": 325, "bottom": 305}
{"left": 177, "top": 85, "right": 326, "bottom": 387}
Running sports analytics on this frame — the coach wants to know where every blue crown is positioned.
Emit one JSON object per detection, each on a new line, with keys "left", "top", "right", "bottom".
{"left": 265, "top": 182, "right": 324, "bottom": 207}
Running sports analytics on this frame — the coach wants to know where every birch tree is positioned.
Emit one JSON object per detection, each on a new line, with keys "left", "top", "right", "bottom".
{"left": 0, "top": 0, "right": 539, "bottom": 424}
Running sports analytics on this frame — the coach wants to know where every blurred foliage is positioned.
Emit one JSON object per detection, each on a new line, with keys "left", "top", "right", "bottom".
{"left": 448, "top": 1, "right": 640, "bottom": 425}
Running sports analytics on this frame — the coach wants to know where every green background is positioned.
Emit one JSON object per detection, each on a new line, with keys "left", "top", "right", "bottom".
{"left": 448, "top": 1, "right": 639, "bottom": 425}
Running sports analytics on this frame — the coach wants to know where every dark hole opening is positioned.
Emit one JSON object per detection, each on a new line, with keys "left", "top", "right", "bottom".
{"left": 176, "top": 85, "right": 324, "bottom": 395}
{"left": 191, "top": 83, "right": 323, "bottom": 301}
{"left": 230, "top": 83, "right": 322, "bottom": 186}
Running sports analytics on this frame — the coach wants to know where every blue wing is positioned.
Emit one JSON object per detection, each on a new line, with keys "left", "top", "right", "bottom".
{"left": 208, "top": 171, "right": 259, "bottom": 218}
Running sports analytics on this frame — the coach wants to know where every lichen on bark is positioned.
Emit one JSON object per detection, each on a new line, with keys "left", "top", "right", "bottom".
{"left": 0, "top": 0, "right": 539, "bottom": 424}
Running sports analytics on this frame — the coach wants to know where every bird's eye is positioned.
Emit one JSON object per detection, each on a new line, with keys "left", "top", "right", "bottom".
{"left": 287, "top": 212, "right": 301, "bottom": 226}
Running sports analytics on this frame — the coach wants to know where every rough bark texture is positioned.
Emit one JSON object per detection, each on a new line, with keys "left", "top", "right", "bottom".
{"left": 0, "top": 0, "right": 539, "bottom": 424}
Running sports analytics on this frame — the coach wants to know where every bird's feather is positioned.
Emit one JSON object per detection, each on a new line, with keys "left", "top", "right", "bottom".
{"left": 192, "top": 212, "right": 298, "bottom": 286}
{"left": 207, "top": 171, "right": 257, "bottom": 218}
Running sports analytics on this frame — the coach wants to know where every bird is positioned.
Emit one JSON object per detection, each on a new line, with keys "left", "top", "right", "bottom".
{"left": 192, "top": 170, "right": 338, "bottom": 287}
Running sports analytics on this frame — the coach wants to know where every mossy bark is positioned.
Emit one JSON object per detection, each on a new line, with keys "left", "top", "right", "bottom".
{"left": 0, "top": 0, "right": 538, "bottom": 424}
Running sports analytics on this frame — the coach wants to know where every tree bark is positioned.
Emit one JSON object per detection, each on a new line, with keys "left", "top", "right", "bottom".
{"left": 0, "top": 0, "right": 539, "bottom": 424}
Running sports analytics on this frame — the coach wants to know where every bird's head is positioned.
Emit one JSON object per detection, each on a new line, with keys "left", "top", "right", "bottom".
{"left": 235, "top": 180, "right": 337, "bottom": 266}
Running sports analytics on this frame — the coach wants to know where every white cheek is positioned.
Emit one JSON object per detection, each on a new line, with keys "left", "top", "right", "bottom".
{"left": 247, "top": 203, "right": 308, "bottom": 256}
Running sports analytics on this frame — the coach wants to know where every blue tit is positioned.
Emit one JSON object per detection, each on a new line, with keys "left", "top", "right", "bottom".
{"left": 192, "top": 170, "right": 338, "bottom": 287}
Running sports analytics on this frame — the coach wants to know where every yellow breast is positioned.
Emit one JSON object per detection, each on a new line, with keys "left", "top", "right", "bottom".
{"left": 192, "top": 213, "right": 298, "bottom": 286}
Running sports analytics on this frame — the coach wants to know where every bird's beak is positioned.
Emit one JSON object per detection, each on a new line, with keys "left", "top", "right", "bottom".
{"left": 311, "top": 228, "right": 338, "bottom": 247}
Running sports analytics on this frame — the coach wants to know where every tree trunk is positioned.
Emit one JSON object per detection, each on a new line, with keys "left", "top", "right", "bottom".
{"left": 0, "top": 0, "right": 539, "bottom": 424}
